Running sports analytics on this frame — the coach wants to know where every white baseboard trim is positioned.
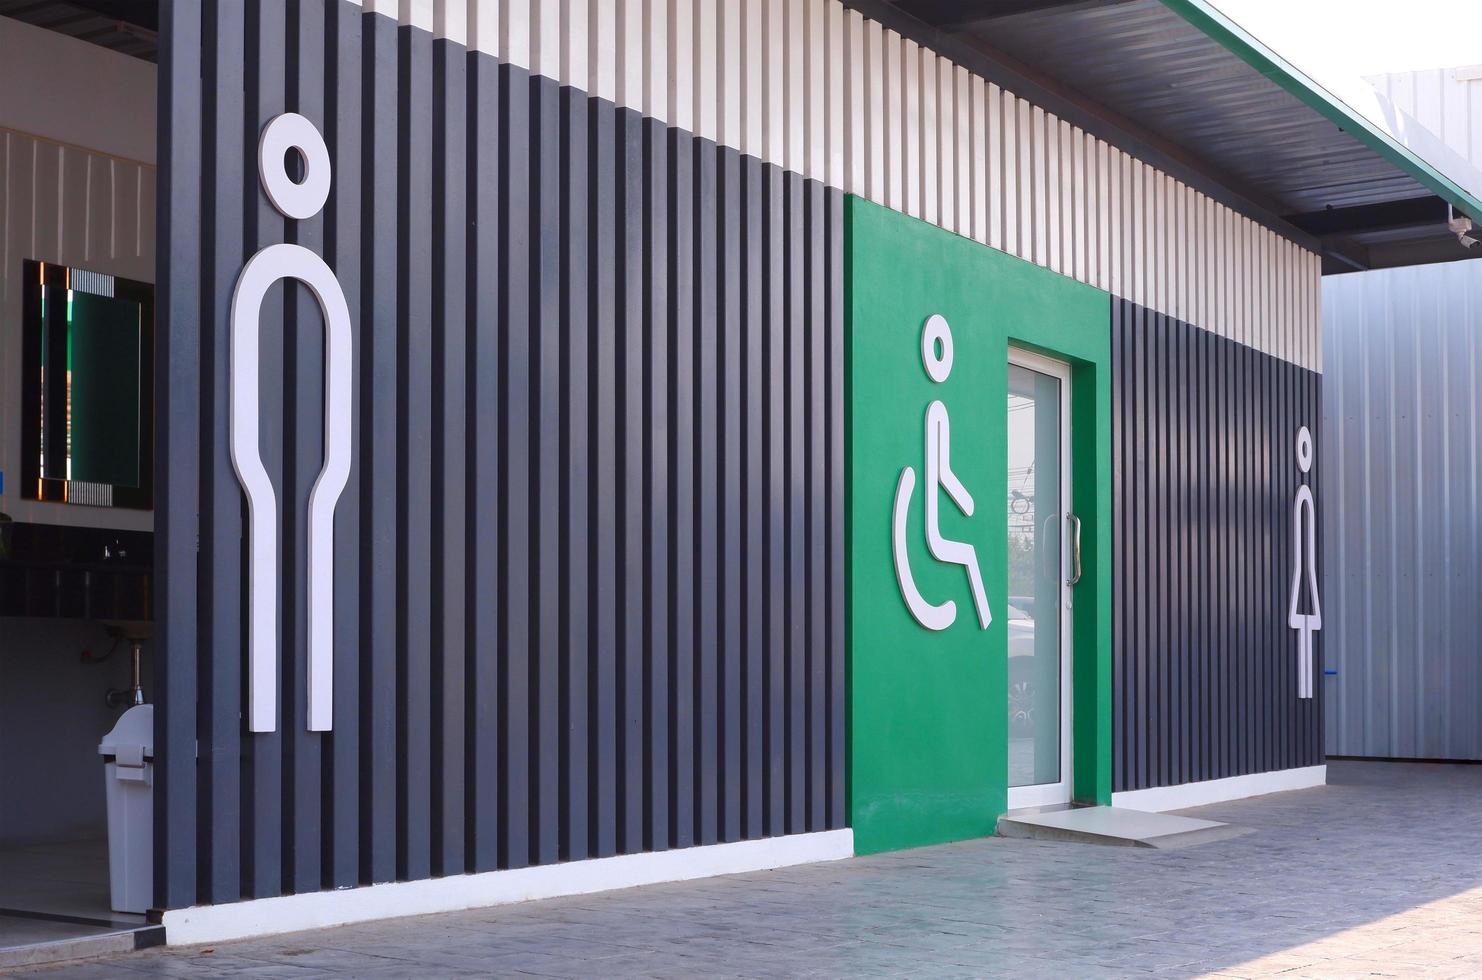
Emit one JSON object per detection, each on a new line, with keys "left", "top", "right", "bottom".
{"left": 1111, "top": 765, "right": 1327, "bottom": 813}
{"left": 159, "top": 828, "right": 854, "bottom": 946}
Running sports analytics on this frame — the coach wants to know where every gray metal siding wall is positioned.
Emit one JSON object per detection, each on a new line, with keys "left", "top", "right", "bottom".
{"left": 1112, "top": 299, "right": 1323, "bottom": 791}
{"left": 1322, "top": 263, "right": 1482, "bottom": 761}
{"left": 156, "top": 0, "right": 845, "bottom": 909}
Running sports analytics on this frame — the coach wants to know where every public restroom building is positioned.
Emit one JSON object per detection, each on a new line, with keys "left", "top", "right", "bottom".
{"left": 1, "top": 0, "right": 1479, "bottom": 954}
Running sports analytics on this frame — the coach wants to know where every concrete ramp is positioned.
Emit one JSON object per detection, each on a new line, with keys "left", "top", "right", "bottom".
{"left": 996, "top": 806, "right": 1250, "bottom": 849}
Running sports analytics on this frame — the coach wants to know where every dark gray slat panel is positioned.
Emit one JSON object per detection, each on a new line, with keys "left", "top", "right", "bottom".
{"left": 198, "top": 0, "right": 244, "bottom": 905}
{"left": 1285, "top": 353, "right": 1299, "bottom": 768}
{"left": 694, "top": 137, "right": 720, "bottom": 847}
{"left": 1247, "top": 338, "right": 1261, "bottom": 775}
{"left": 1110, "top": 298, "right": 1124, "bottom": 791}
{"left": 560, "top": 83, "right": 591, "bottom": 864}
{"left": 667, "top": 128, "right": 697, "bottom": 851}
{"left": 244, "top": 0, "right": 286, "bottom": 899}
{"left": 740, "top": 153, "right": 765, "bottom": 841}
{"left": 1131, "top": 303, "right": 1150, "bottom": 789}
{"left": 1152, "top": 312, "right": 1169, "bottom": 785}
{"left": 395, "top": 23, "right": 434, "bottom": 884}
{"left": 358, "top": 7, "right": 399, "bottom": 885}
{"left": 1315, "top": 368, "right": 1324, "bottom": 762}
{"left": 464, "top": 47, "right": 501, "bottom": 876}
{"left": 1298, "top": 362, "right": 1314, "bottom": 762}
{"left": 1111, "top": 300, "right": 1323, "bottom": 791}
{"left": 826, "top": 186, "right": 846, "bottom": 830}
{"left": 1316, "top": 366, "right": 1323, "bottom": 762}
{"left": 762, "top": 163, "right": 786, "bottom": 836}
{"left": 324, "top": 0, "right": 363, "bottom": 891}
{"left": 1151, "top": 306, "right": 1167, "bottom": 786}
{"left": 642, "top": 116, "right": 671, "bottom": 852}
{"left": 430, "top": 35, "right": 468, "bottom": 878}
{"left": 1128, "top": 302, "right": 1142, "bottom": 783}
{"left": 718, "top": 144, "right": 744, "bottom": 843}
{"left": 157, "top": 0, "right": 202, "bottom": 911}
{"left": 616, "top": 106, "right": 645, "bottom": 856}
{"left": 1212, "top": 331, "right": 1228, "bottom": 779}
{"left": 1194, "top": 321, "right": 1210, "bottom": 781}
{"left": 1250, "top": 335, "right": 1262, "bottom": 770}
{"left": 1222, "top": 328, "right": 1237, "bottom": 779}
{"left": 1203, "top": 329, "right": 1219, "bottom": 780}
{"left": 285, "top": 0, "right": 326, "bottom": 895}
{"left": 1266, "top": 340, "right": 1281, "bottom": 770}
{"left": 497, "top": 61, "right": 532, "bottom": 870}
{"left": 1163, "top": 312, "right": 1179, "bottom": 782}
{"left": 784, "top": 171, "right": 807, "bottom": 836}
{"left": 804, "top": 178, "right": 827, "bottom": 833}
{"left": 1183, "top": 313, "right": 1197, "bottom": 784}
{"left": 1272, "top": 332, "right": 1284, "bottom": 769}
{"left": 587, "top": 95, "right": 618, "bottom": 861}
{"left": 530, "top": 73, "right": 563, "bottom": 867}
{"left": 1240, "top": 336, "right": 1255, "bottom": 775}
{"left": 1169, "top": 312, "right": 1184, "bottom": 786}
{"left": 1218, "top": 329, "right": 1233, "bottom": 777}
{"left": 1191, "top": 322, "right": 1207, "bottom": 783}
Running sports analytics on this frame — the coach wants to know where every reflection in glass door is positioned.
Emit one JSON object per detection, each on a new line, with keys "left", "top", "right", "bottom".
{"left": 1006, "top": 350, "right": 1073, "bottom": 809}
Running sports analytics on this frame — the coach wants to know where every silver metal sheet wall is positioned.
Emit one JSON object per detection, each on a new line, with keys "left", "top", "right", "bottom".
{"left": 363, "top": 0, "right": 1321, "bottom": 372}
{"left": 1367, "top": 67, "right": 1482, "bottom": 171}
{"left": 1113, "top": 300, "right": 1324, "bottom": 791}
{"left": 155, "top": 0, "right": 845, "bottom": 909}
{"left": 1321, "top": 263, "right": 1482, "bottom": 761}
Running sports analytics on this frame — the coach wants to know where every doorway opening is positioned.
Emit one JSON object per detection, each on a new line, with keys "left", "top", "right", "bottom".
{"left": 1006, "top": 349, "right": 1075, "bottom": 810}
{"left": 0, "top": 6, "right": 163, "bottom": 966}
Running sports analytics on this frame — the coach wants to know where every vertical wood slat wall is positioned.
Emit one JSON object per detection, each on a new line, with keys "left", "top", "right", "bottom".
{"left": 157, "top": 0, "right": 846, "bottom": 908}
{"left": 1111, "top": 299, "right": 1323, "bottom": 792}
{"left": 395, "top": 0, "right": 1322, "bottom": 372}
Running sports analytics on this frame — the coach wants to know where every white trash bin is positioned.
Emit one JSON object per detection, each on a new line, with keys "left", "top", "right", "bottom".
{"left": 99, "top": 704, "right": 154, "bottom": 914}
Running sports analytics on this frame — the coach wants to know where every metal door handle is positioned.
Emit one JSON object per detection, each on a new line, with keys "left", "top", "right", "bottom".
{"left": 1066, "top": 513, "right": 1082, "bottom": 586}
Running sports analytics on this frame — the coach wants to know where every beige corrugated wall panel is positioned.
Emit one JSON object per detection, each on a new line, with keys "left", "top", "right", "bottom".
{"left": 408, "top": 0, "right": 1321, "bottom": 370}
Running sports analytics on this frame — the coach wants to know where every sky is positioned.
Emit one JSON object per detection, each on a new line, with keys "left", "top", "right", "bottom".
{"left": 1214, "top": 0, "right": 1482, "bottom": 96}
{"left": 1212, "top": 0, "right": 1482, "bottom": 186}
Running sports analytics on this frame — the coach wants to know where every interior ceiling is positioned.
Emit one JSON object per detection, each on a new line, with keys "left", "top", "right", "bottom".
{"left": 873, "top": 0, "right": 1480, "bottom": 273}
{"left": 0, "top": 0, "right": 157, "bottom": 63}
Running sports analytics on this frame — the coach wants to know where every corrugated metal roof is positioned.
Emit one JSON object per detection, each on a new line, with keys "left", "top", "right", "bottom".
{"left": 976, "top": 0, "right": 1425, "bottom": 214}
{"left": 872, "top": 0, "right": 1482, "bottom": 271}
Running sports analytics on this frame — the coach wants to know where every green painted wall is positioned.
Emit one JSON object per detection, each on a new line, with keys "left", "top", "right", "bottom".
{"left": 846, "top": 196, "right": 1112, "bottom": 855}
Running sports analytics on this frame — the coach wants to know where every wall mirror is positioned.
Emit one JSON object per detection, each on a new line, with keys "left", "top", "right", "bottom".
{"left": 21, "top": 259, "right": 154, "bottom": 509}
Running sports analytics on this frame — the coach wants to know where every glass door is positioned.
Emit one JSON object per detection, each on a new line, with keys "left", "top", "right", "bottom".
{"left": 1006, "top": 350, "right": 1074, "bottom": 809}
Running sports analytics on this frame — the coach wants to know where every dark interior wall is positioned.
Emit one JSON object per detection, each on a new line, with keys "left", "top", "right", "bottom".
{"left": 0, "top": 618, "right": 150, "bottom": 847}
{"left": 155, "top": 1, "right": 846, "bottom": 909}
{"left": 1111, "top": 299, "right": 1323, "bottom": 792}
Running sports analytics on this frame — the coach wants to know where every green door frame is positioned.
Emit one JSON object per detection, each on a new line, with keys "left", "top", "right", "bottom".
{"left": 846, "top": 196, "right": 1111, "bottom": 855}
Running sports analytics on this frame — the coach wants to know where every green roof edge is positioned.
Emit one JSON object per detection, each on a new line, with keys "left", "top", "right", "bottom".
{"left": 1160, "top": 0, "right": 1482, "bottom": 221}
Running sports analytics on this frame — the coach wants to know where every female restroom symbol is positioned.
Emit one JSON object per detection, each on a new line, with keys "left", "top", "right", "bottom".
{"left": 231, "top": 113, "right": 353, "bottom": 733}
{"left": 1288, "top": 425, "right": 1321, "bottom": 700}
{"left": 891, "top": 314, "right": 992, "bottom": 632}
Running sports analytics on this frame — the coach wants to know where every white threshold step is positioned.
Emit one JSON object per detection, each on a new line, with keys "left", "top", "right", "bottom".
{"left": 996, "top": 805, "right": 1251, "bottom": 849}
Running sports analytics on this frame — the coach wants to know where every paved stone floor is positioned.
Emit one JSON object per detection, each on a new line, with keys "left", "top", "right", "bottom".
{"left": 19, "top": 761, "right": 1482, "bottom": 979}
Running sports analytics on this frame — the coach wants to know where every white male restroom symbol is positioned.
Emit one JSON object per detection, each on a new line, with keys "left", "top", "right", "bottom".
{"left": 891, "top": 314, "right": 992, "bottom": 631}
{"left": 1288, "top": 425, "right": 1320, "bottom": 700}
{"left": 231, "top": 113, "right": 353, "bottom": 733}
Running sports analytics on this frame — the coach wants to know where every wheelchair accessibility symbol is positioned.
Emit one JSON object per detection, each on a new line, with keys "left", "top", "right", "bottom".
{"left": 891, "top": 314, "right": 992, "bottom": 632}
